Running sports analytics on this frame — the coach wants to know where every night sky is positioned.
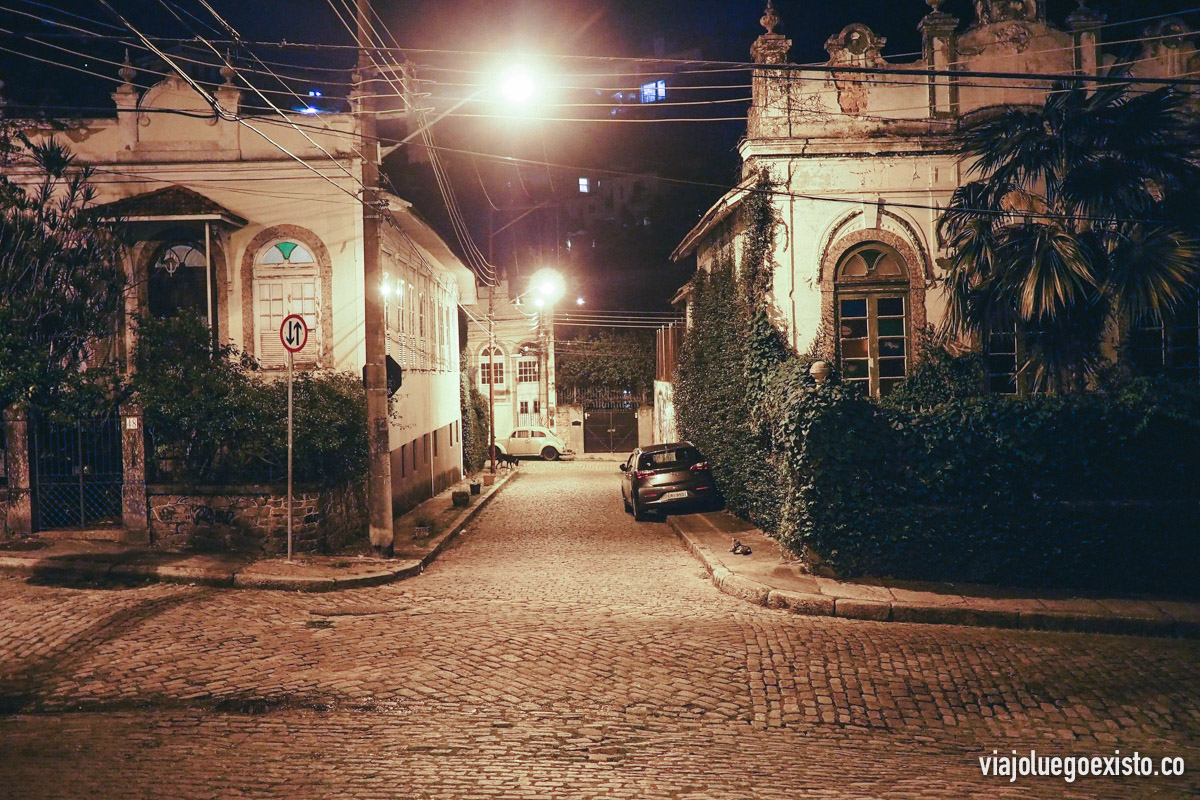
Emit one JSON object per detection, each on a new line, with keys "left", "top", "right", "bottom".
{"left": 0, "top": 0, "right": 1189, "bottom": 310}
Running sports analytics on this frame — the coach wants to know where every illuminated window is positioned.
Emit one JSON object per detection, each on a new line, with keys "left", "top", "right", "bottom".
{"left": 578, "top": 177, "right": 590, "bottom": 193}
{"left": 640, "top": 80, "right": 666, "bottom": 103}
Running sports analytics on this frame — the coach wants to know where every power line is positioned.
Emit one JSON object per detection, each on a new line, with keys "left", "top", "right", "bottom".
{"left": 7, "top": 13, "right": 1200, "bottom": 89}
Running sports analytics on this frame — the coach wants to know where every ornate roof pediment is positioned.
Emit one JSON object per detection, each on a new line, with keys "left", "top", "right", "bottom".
{"left": 973, "top": 0, "right": 1044, "bottom": 26}
{"left": 825, "top": 24, "right": 887, "bottom": 67}
{"left": 90, "top": 185, "right": 246, "bottom": 226}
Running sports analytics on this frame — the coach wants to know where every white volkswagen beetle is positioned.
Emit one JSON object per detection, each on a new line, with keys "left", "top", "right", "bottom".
{"left": 492, "top": 426, "right": 572, "bottom": 461}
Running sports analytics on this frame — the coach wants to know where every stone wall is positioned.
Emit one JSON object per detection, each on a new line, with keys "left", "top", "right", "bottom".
{"left": 147, "top": 482, "right": 366, "bottom": 554}
{"left": 653, "top": 380, "right": 678, "bottom": 445}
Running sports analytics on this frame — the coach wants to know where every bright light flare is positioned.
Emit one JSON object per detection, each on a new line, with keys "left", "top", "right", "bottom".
{"left": 576, "top": 297, "right": 585, "bottom": 305}
{"left": 529, "top": 267, "right": 565, "bottom": 304}
{"left": 498, "top": 64, "right": 537, "bottom": 107}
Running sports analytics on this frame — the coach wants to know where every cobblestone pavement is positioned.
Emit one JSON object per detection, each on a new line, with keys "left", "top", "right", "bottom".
{"left": 1, "top": 460, "right": 1198, "bottom": 799}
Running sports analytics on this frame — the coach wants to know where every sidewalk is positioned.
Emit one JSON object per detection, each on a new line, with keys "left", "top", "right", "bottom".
{"left": 0, "top": 468, "right": 519, "bottom": 592}
{"left": 668, "top": 511, "right": 1200, "bottom": 639}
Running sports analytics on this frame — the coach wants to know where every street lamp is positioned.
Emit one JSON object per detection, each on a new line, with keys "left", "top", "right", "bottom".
{"left": 498, "top": 64, "right": 538, "bottom": 107}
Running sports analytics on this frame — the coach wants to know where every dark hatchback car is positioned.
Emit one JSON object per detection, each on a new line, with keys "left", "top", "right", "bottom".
{"left": 620, "top": 442, "right": 718, "bottom": 521}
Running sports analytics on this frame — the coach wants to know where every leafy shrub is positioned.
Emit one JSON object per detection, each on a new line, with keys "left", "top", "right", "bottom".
{"left": 460, "top": 367, "right": 489, "bottom": 473}
{"left": 555, "top": 331, "right": 655, "bottom": 400}
{"left": 132, "top": 313, "right": 367, "bottom": 486}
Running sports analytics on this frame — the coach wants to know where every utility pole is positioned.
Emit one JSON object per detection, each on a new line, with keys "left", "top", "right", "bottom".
{"left": 488, "top": 291, "right": 497, "bottom": 474}
{"left": 357, "top": 0, "right": 393, "bottom": 553}
{"left": 487, "top": 215, "right": 497, "bottom": 474}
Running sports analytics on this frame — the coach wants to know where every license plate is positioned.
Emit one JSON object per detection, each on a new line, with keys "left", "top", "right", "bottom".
{"left": 661, "top": 490, "right": 688, "bottom": 501}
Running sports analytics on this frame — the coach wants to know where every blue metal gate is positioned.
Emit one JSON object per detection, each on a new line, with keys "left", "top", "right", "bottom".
{"left": 30, "top": 415, "right": 123, "bottom": 530}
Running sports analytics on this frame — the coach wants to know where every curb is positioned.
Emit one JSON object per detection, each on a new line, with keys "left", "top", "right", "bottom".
{"left": 0, "top": 471, "right": 518, "bottom": 593}
{"left": 667, "top": 516, "right": 1199, "bottom": 639}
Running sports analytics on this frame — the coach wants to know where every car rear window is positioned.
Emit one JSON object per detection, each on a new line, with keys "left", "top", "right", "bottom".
{"left": 638, "top": 447, "right": 703, "bottom": 471}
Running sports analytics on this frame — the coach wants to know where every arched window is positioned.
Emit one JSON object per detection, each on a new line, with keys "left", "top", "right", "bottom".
{"left": 835, "top": 242, "right": 910, "bottom": 397}
{"left": 479, "top": 345, "right": 505, "bottom": 386}
{"left": 148, "top": 243, "right": 208, "bottom": 318}
{"left": 253, "top": 240, "right": 319, "bottom": 368}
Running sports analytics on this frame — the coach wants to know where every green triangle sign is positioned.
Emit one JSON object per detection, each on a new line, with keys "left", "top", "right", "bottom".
{"left": 275, "top": 241, "right": 298, "bottom": 261}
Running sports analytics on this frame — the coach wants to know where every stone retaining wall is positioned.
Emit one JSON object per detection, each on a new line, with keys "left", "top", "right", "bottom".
{"left": 148, "top": 482, "right": 366, "bottom": 554}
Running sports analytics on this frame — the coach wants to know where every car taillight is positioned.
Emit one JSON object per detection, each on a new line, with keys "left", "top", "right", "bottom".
{"left": 634, "top": 470, "right": 656, "bottom": 479}
{"left": 690, "top": 462, "right": 709, "bottom": 471}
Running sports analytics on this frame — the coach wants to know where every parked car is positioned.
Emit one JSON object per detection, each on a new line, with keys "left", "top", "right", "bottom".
{"left": 491, "top": 426, "right": 572, "bottom": 461}
{"left": 620, "top": 442, "right": 717, "bottom": 521}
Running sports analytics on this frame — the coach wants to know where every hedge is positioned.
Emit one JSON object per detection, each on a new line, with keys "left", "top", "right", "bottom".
{"left": 777, "top": 380, "right": 1200, "bottom": 593}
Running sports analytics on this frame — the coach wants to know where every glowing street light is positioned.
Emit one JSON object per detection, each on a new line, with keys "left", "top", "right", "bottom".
{"left": 529, "top": 267, "right": 565, "bottom": 304}
{"left": 498, "top": 64, "right": 538, "bottom": 107}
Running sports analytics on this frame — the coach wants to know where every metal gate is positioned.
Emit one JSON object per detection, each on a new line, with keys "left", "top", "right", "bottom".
{"left": 30, "top": 415, "right": 123, "bottom": 530}
{"left": 583, "top": 409, "right": 639, "bottom": 454}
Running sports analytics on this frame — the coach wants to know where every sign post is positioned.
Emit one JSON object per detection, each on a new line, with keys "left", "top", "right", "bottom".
{"left": 280, "top": 314, "right": 308, "bottom": 562}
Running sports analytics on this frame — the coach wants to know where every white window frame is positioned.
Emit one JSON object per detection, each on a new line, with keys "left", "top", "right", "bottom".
{"left": 480, "top": 346, "right": 506, "bottom": 386}
{"left": 253, "top": 241, "right": 320, "bottom": 369}
{"left": 517, "top": 359, "right": 540, "bottom": 383}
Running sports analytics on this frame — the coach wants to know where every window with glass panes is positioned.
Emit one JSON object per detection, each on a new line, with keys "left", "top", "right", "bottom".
{"left": 837, "top": 295, "right": 907, "bottom": 397}
{"left": 517, "top": 359, "right": 539, "bottom": 382}
{"left": 480, "top": 346, "right": 504, "bottom": 385}
{"left": 834, "top": 242, "right": 911, "bottom": 397}
{"left": 987, "top": 326, "right": 1019, "bottom": 395}
{"left": 1131, "top": 298, "right": 1199, "bottom": 382}
{"left": 149, "top": 243, "right": 209, "bottom": 319}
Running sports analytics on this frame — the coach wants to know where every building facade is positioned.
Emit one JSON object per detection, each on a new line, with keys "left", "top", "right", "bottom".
{"left": 465, "top": 279, "right": 557, "bottom": 443}
{"left": 2, "top": 64, "right": 475, "bottom": 540}
{"left": 674, "top": 1, "right": 1199, "bottom": 397}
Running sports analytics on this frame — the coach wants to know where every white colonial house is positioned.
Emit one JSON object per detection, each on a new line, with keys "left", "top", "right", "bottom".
{"left": 465, "top": 279, "right": 557, "bottom": 442}
{"left": 674, "top": 0, "right": 1199, "bottom": 397}
{"left": 2, "top": 62, "right": 476, "bottom": 541}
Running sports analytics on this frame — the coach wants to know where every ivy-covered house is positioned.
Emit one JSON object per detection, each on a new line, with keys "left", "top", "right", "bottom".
{"left": 2, "top": 62, "right": 476, "bottom": 546}
{"left": 673, "top": 1, "right": 1199, "bottom": 397}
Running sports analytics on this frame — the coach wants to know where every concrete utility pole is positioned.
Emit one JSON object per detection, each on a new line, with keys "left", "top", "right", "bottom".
{"left": 357, "top": 0, "right": 394, "bottom": 552}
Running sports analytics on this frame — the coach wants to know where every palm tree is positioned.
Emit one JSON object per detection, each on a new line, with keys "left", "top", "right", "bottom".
{"left": 938, "top": 77, "right": 1200, "bottom": 393}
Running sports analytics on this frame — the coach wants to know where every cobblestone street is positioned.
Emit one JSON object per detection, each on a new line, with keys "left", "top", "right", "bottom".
{"left": 1, "top": 461, "right": 1197, "bottom": 798}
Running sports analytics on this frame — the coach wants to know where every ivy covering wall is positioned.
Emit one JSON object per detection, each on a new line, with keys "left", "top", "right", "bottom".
{"left": 460, "top": 366, "right": 490, "bottom": 473}
{"left": 674, "top": 173, "right": 1200, "bottom": 594}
